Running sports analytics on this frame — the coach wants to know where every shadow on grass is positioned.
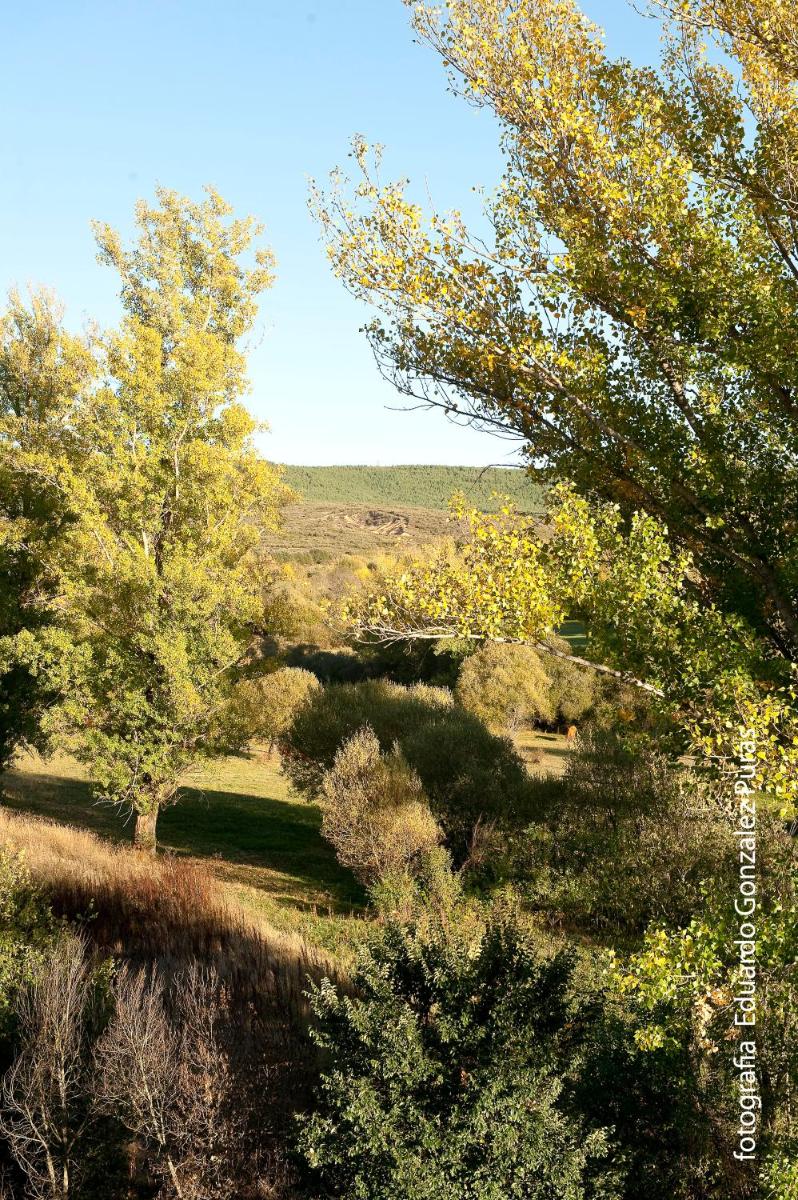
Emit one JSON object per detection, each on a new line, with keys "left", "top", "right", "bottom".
{"left": 159, "top": 785, "right": 364, "bottom": 912}
{"left": 1, "top": 762, "right": 364, "bottom": 916}
{"left": 534, "top": 743, "right": 572, "bottom": 760}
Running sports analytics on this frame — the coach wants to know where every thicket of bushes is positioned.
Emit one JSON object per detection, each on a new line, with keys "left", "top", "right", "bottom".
{"left": 278, "top": 677, "right": 532, "bottom": 856}
{"left": 297, "top": 891, "right": 746, "bottom": 1200}
{"left": 0, "top": 811, "right": 343, "bottom": 1199}
{"left": 515, "top": 731, "right": 740, "bottom": 936}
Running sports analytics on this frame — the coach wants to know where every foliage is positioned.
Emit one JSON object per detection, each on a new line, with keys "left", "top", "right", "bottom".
{"left": 280, "top": 678, "right": 531, "bottom": 854}
{"left": 611, "top": 802, "right": 797, "bottom": 1186}
{"left": 618, "top": 859, "right": 797, "bottom": 1085}
{"left": 455, "top": 640, "right": 553, "bottom": 731}
{"left": 344, "top": 490, "right": 798, "bottom": 812}
{"left": 761, "top": 1152, "right": 798, "bottom": 1200}
{"left": 0, "top": 293, "right": 96, "bottom": 771}
{"left": 319, "top": 726, "right": 442, "bottom": 886}
{"left": 228, "top": 666, "right": 321, "bottom": 747}
{"left": 282, "top": 464, "right": 545, "bottom": 513}
{"left": 0, "top": 189, "right": 290, "bottom": 843}
{"left": 0, "top": 847, "right": 57, "bottom": 1040}
{"left": 313, "top": 0, "right": 798, "bottom": 666}
{"left": 545, "top": 640, "right": 599, "bottom": 726}
{"left": 297, "top": 904, "right": 617, "bottom": 1200}
{"left": 516, "top": 731, "right": 737, "bottom": 936}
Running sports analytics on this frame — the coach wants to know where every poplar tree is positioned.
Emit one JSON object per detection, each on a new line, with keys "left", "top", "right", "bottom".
{"left": 2, "top": 189, "right": 288, "bottom": 849}
{"left": 313, "top": 0, "right": 798, "bottom": 664}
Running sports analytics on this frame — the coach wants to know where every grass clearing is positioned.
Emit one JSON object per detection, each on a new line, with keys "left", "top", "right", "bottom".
{"left": 2, "top": 731, "right": 573, "bottom": 954}
{"left": 515, "top": 729, "right": 575, "bottom": 776}
{"left": 2, "top": 747, "right": 368, "bottom": 957}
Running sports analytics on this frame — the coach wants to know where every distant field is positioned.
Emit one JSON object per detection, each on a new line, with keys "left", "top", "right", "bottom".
{"left": 282, "top": 465, "right": 546, "bottom": 513}
{"left": 263, "top": 500, "right": 458, "bottom": 561}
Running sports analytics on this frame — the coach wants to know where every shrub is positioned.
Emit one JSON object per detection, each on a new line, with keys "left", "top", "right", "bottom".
{"left": 517, "top": 731, "right": 737, "bottom": 935}
{"left": 96, "top": 963, "right": 250, "bottom": 1200}
{"left": 320, "top": 727, "right": 441, "bottom": 886}
{"left": 297, "top": 905, "right": 617, "bottom": 1200}
{"left": 0, "top": 846, "right": 56, "bottom": 1039}
{"left": 281, "top": 679, "right": 531, "bottom": 854}
{"left": 544, "top": 642, "right": 597, "bottom": 726}
{"left": 456, "top": 641, "right": 553, "bottom": 731}
{"left": 230, "top": 666, "right": 321, "bottom": 746}
{"left": 0, "top": 934, "right": 117, "bottom": 1200}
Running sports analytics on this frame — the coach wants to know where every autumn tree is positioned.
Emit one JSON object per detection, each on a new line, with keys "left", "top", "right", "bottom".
{"left": 3, "top": 189, "right": 289, "bottom": 849}
{"left": 312, "top": 0, "right": 798, "bottom": 665}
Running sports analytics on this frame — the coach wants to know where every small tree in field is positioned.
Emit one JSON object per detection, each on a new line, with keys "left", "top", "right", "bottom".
{"left": 3, "top": 189, "right": 289, "bottom": 849}
{"left": 455, "top": 641, "right": 553, "bottom": 732}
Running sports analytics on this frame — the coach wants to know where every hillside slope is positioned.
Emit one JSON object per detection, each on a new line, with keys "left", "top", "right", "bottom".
{"left": 281, "top": 464, "right": 545, "bottom": 513}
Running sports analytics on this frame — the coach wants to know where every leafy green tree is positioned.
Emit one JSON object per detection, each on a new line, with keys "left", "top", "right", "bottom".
{"left": 4, "top": 189, "right": 289, "bottom": 849}
{"left": 0, "top": 291, "right": 97, "bottom": 770}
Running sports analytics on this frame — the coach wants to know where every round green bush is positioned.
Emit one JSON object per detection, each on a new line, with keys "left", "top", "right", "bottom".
{"left": 455, "top": 642, "right": 553, "bottom": 732}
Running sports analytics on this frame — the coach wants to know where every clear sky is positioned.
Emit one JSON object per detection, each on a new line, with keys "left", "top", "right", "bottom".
{"left": 1, "top": 1, "right": 661, "bottom": 467}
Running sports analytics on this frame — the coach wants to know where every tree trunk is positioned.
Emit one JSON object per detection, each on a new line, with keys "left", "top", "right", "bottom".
{"left": 133, "top": 809, "right": 158, "bottom": 853}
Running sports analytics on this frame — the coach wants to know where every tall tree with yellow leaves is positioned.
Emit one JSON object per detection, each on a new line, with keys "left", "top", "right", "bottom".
{"left": 2, "top": 189, "right": 289, "bottom": 849}
{"left": 312, "top": 0, "right": 798, "bottom": 665}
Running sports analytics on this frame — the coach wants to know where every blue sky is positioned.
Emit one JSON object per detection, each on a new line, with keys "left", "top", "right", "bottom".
{"left": 1, "top": 1, "right": 661, "bottom": 466}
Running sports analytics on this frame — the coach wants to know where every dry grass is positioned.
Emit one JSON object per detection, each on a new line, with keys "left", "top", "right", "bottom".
{"left": 3, "top": 747, "right": 368, "bottom": 956}
{"left": 0, "top": 807, "right": 342, "bottom": 1032}
{"left": 263, "top": 500, "right": 457, "bottom": 560}
{"left": 514, "top": 729, "right": 575, "bottom": 777}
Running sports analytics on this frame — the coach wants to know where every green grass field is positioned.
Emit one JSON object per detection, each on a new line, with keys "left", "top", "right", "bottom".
{"left": 282, "top": 465, "right": 546, "bottom": 513}
{"left": 3, "top": 732, "right": 572, "bottom": 954}
{"left": 2, "top": 748, "right": 367, "bottom": 955}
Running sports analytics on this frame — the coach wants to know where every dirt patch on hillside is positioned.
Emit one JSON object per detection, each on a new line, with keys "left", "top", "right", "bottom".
{"left": 264, "top": 501, "right": 459, "bottom": 559}
{"left": 344, "top": 509, "right": 411, "bottom": 536}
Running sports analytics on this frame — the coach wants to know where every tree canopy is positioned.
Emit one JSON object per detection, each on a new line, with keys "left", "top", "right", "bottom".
{"left": 312, "top": 0, "right": 798, "bottom": 664}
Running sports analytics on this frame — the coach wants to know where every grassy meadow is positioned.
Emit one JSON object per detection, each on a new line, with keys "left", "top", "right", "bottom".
{"left": 2, "top": 747, "right": 368, "bottom": 957}
{"left": 2, "top": 728, "right": 572, "bottom": 957}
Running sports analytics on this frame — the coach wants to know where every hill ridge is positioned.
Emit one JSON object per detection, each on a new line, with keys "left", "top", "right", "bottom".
{"left": 281, "top": 464, "right": 545, "bottom": 513}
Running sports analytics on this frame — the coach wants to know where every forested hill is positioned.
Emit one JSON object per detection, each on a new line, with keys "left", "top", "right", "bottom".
{"left": 281, "top": 464, "right": 546, "bottom": 513}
